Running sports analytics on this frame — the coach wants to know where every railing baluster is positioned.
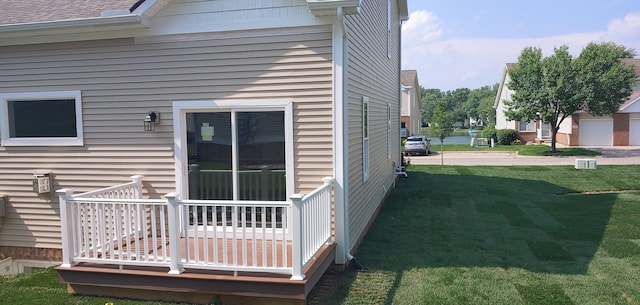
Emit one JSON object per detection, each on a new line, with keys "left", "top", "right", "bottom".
{"left": 59, "top": 176, "right": 334, "bottom": 278}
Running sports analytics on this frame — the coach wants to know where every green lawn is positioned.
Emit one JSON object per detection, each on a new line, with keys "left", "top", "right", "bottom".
{"left": 0, "top": 268, "right": 192, "bottom": 305}
{"left": 429, "top": 143, "right": 600, "bottom": 156}
{"left": 331, "top": 165, "right": 640, "bottom": 305}
{"left": 3, "top": 165, "right": 639, "bottom": 305}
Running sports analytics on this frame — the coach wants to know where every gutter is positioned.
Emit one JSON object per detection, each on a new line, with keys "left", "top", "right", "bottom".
{"left": 0, "top": 14, "right": 149, "bottom": 33}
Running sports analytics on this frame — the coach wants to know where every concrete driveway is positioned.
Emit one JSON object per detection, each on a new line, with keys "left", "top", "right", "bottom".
{"left": 407, "top": 146, "right": 640, "bottom": 166}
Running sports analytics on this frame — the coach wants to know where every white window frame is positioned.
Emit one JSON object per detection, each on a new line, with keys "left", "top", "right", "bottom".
{"left": 0, "top": 91, "right": 84, "bottom": 146}
{"left": 387, "top": 0, "right": 392, "bottom": 59}
{"left": 363, "top": 97, "right": 370, "bottom": 181}
{"left": 387, "top": 103, "right": 392, "bottom": 159}
{"left": 518, "top": 120, "right": 536, "bottom": 132}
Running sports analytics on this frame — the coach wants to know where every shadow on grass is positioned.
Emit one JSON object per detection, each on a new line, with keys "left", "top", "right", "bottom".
{"left": 330, "top": 166, "right": 634, "bottom": 304}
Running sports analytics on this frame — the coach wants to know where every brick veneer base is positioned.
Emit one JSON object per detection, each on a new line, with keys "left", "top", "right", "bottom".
{"left": 0, "top": 246, "right": 62, "bottom": 261}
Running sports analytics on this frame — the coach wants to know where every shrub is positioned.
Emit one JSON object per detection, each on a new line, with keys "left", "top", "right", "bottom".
{"left": 482, "top": 128, "right": 497, "bottom": 141}
{"left": 496, "top": 129, "right": 519, "bottom": 145}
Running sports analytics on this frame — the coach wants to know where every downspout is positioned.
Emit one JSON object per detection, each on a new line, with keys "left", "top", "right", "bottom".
{"left": 333, "top": 6, "right": 350, "bottom": 265}
{"left": 397, "top": 14, "right": 405, "bottom": 176}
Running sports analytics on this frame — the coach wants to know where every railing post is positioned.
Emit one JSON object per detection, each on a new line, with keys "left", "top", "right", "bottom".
{"left": 322, "top": 177, "right": 334, "bottom": 244}
{"left": 130, "top": 175, "right": 144, "bottom": 199}
{"left": 165, "top": 192, "right": 184, "bottom": 275}
{"left": 130, "top": 175, "right": 144, "bottom": 234}
{"left": 57, "top": 189, "right": 75, "bottom": 268}
{"left": 289, "top": 193, "right": 305, "bottom": 280}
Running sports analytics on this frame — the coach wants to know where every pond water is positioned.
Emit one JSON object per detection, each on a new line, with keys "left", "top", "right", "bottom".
{"left": 427, "top": 135, "right": 472, "bottom": 145}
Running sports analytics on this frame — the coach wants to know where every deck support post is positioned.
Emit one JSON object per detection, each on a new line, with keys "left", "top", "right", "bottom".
{"left": 289, "top": 194, "right": 305, "bottom": 280}
{"left": 57, "top": 189, "right": 75, "bottom": 268}
{"left": 165, "top": 192, "right": 184, "bottom": 275}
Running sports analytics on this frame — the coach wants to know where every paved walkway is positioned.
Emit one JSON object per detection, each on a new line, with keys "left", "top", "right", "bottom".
{"left": 408, "top": 146, "right": 640, "bottom": 166}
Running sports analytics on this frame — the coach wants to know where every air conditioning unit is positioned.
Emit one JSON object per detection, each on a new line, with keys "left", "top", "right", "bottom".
{"left": 575, "top": 159, "right": 597, "bottom": 169}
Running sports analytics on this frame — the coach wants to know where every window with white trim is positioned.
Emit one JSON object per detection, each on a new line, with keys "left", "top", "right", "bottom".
{"left": 387, "top": 103, "right": 392, "bottom": 159}
{"left": 1, "top": 91, "right": 83, "bottom": 146}
{"left": 363, "top": 97, "right": 370, "bottom": 181}
{"left": 387, "top": 0, "right": 392, "bottom": 58}
{"left": 518, "top": 120, "right": 535, "bottom": 132}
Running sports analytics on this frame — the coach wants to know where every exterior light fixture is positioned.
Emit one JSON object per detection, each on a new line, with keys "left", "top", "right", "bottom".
{"left": 144, "top": 111, "right": 159, "bottom": 131}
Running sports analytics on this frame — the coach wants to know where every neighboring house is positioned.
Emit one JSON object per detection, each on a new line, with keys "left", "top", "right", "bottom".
{"left": 0, "top": 0, "right": 409, "bottom": 304}
{"left": 400, "top": 70, "right": 422, "bottom": 138}
{"left": 494, "top": 58, "right": 640, "bottom": 146}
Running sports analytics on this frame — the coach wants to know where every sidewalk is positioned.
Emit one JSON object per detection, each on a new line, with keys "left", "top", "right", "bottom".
{"left": 408, "top": 147, "right": 640, "bottom": 166}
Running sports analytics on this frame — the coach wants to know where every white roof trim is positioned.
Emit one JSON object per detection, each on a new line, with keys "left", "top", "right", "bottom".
{"left": 618, "top": 94, "right": 640, "bottom": 113}
{"left": 306, "top": 0, "right": 361, "bottom": 16}
{"left": 0, "top": 14, "right": 148, "bottom": 33}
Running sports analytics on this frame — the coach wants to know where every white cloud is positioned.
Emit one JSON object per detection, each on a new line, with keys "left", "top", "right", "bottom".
{"left": 601, "top": 12, "right": 640, "bottom": 53}
{"left": 401, "top": 10, "right": 442, "bottom": 42}
{"left": 401, "top": 10, "right": 640, "bottom": 91}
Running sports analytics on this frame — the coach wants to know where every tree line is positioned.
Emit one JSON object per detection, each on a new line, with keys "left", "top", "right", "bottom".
{"left": 421, "top": 41, "right": 637, "bottom": 153}
{"left": 420, "top": 84, "right": 498, "bottom": 129}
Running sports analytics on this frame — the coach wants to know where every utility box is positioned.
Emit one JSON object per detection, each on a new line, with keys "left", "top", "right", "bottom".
{"left": 33, "top": 172, "right": 52, "bottom": 193}
{"left": 575, "top": 159, "right": 597, "bottom": 169}
{"left": 0, "top": 195, "right": 6, "bottom": 217}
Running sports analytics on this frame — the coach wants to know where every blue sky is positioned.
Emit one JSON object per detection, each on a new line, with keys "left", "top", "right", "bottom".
{"left": 401, "top": 0, "right": 640, "bottom": 91}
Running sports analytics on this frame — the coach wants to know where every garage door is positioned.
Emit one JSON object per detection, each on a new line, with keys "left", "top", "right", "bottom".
{"left": 579, "top": 119, "right": 613, "bottom": 146}
{"left": 630, "top": 119, "right": 640, "bottom": 145}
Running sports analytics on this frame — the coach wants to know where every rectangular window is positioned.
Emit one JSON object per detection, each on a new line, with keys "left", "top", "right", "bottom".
{"left": 387, "top": 103, "right": 392, "bottom": 159}
{"left": 518, "top": 121, "right": 535, "bottom": 132}
{"left": 363, "top": 97, "right": 370, "bottom": 181}
{"left": 1, "top": 91, "right": 83, "bottom": 146}
{"left": 387, "top": 0, "right": 392, "bottom": 58}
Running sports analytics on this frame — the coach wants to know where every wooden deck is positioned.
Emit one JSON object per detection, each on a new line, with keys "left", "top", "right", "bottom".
{"left": 56, "top": 237, "right": 336, "bottom": 305}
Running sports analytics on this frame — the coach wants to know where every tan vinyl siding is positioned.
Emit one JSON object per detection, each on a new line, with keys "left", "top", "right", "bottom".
{"left": 344, "top": 0, "right": 402, "bottom": 249}
{"left": 0, "top": 26, "right": 333, "bottom": 249}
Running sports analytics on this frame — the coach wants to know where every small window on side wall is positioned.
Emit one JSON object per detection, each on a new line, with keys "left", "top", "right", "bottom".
{"left": 1, "top": 91, "right": 83, "bottom": 146}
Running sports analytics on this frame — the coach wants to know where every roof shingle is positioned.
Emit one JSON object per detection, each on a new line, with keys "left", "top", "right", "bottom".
{"left": 0, "top": 0, "right": 141, "bottom": 25}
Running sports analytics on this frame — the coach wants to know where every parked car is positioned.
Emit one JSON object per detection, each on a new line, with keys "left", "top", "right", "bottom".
{"left": 404, "top": 136, "right": 430, "bottom": 156}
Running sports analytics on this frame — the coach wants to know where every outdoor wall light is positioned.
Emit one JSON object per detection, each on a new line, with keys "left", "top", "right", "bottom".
{"left": 144, "top": 111, "right": 159, "bottom": 132}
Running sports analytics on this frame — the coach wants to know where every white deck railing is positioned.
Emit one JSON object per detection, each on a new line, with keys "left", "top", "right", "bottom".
{"left": 58, "top": 176, "right": 334, "bottom": 280}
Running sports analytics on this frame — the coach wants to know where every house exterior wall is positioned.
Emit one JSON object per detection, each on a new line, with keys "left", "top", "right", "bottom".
{"left": 0, "top": 25, "right": 334, "bottom": 253}
{"left": 400, "top": 77, "right": 422, "bottom": 136}
{"left": 344, "top": 0, "right": 402, "bottom": 252}
{"left": 494, "top": 74, "right": 512, "bottom": 130}
{"left": 613, "top": 113, "right": 630, "bottom": 146}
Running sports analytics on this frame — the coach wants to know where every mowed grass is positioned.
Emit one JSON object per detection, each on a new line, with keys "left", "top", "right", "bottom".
{"left": 0, "top": 268, "right": 193, "bottom": 305}
{"left": 331, "top": 165, "right": 640, "bottom": 305}
{"left": 432, "top": 143, "right": 600, "bottom": 156}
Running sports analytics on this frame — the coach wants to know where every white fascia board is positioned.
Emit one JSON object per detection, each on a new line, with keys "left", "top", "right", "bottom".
{"left": 0, "top": 14, "right": 149, "bottom": 34}
{"left": 307, "top": 0, "right": 361, "bottom": 16}
{"left": 131, "top": 0, "right": 174, "bottom": 18}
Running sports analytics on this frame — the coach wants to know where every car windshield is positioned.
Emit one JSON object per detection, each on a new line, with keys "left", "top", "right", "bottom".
{"left": 407, "top": 138, "right": 423, "bottom": 142}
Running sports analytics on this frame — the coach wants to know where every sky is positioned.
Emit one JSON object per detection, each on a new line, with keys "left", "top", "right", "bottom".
{"left": 401, "top": 0, "right": 640, "bottom": 91}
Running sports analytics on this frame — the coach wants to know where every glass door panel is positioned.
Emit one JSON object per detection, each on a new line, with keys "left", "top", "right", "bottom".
{"left": 185, "top": 110, "right": 286, "bottom": 228}
{"left": 237, "top": 111, "right": 286, "bottom": 201}
{"left": 187, "top": 112, "right": 232, "bottom": 200}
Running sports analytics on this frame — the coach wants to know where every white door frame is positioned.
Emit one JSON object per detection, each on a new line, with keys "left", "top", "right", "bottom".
{"left": 172, "top": 99, "right": 295, "bottom": 201}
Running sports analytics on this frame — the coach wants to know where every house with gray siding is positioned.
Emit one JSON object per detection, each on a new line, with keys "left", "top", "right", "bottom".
{"left": 0, "top": 0, "right": 408, "bottom": 303}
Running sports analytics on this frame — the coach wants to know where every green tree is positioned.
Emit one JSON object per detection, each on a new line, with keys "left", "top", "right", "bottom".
{"left": 465, "top": 84, "right": 498, "bottom": 126}
{"left": 421, "top": 88, "right": 443, "bottom": 126}
{"left": 443, "top": 88, "right": 471, "bottom": 127}
{"left": 505, "top": 42, "right": 636, "bottom": 152}
{"left": 430, "top": 100, "right": 454, "bottom": 165}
